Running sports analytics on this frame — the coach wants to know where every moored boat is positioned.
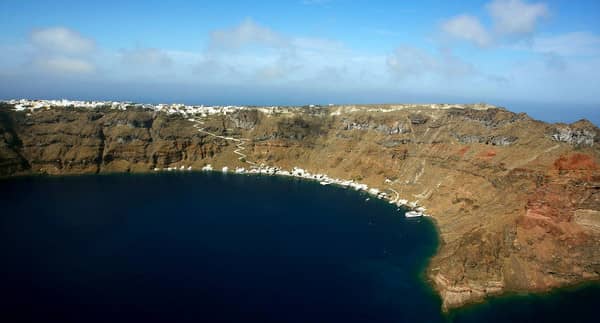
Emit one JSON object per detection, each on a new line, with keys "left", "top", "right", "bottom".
{"left": 405, "top": 211, "right": 423, "bottom": 218}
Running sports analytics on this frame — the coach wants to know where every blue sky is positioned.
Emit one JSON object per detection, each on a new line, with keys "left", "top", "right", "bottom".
{"left": 0, "top": 0, "right": 599, "bottom": 123}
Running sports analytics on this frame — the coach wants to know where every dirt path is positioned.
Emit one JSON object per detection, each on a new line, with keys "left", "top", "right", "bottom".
{"left": 192, "top": 119, "right": 256, "bottom": 165}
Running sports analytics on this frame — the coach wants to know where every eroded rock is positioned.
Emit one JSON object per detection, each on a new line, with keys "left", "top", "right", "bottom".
{"left": 552, "top": 127, "right": 595, "bottom": 146}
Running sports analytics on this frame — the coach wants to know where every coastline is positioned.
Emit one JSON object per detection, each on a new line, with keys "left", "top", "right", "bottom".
{"left": 1, "top": 101, "right": 599, "bottom": 312}
{"left": 446, "top": 280, "right": 600, "bottom": 320}
{"left": 153, "top": 163, "right": 432, "bottom": 217}
{"left": 2, "top": 168, "right": 600, "bottom": 313}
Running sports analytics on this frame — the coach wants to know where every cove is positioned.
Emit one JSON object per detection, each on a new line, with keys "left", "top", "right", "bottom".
{"left": 0, "top": 173, "right": 598, "bottom": 322}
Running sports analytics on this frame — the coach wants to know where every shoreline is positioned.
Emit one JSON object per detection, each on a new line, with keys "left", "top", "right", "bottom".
{"left": 2, "top": 169, "right": 600, "bottom": 313}
{"left": 445, "top": 279, "right": 600, "bottom": 319}
{"left": 153, "top": 163, "right": 431, "bottom": 217}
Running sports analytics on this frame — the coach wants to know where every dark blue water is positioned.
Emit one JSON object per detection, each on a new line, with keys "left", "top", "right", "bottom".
{"left": 0, "top": 173, "right": 598, "bottom": 323}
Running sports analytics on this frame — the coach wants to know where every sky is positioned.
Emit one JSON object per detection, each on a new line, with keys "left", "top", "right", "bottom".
{"left": 0, "top": 0, "right": 599, "bottom": 124}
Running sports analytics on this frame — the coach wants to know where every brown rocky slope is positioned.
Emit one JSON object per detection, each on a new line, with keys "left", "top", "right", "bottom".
{"left": 1, "top": 102, "right": 599, "bottom": 311}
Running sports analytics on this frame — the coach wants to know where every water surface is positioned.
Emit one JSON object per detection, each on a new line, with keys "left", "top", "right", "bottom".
{"left": 0, "top": 173, "right": 597, "bottom": 322}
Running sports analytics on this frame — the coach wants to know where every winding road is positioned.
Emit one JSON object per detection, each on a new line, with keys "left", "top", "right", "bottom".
{"left": 191, "top": 118, "right": 256, "bottom": 165}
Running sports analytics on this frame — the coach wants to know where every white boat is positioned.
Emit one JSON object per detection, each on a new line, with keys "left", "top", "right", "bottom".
{"left": 405, "top": 211, "right": 423, "bottom": 218}
{"left": 319, "top": 181, "right": 331, "bottom": 185}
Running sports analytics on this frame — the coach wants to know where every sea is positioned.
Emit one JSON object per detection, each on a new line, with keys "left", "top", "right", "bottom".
{"left": 0, "top": 173, "right": 598, "bottom": 323}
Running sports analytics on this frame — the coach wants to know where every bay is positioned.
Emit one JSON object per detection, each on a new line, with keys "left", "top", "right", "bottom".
{"left": 0, "top": 173, "right": 597, "bottom": 322}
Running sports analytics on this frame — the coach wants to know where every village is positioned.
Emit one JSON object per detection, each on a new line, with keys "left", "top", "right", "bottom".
{"left": 4, "top": 98, "right": 288, "bottom": 117}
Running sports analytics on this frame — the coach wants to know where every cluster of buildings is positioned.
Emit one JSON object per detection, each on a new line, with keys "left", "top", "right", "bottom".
{"left": 155, "top": 165, "right": 194, "bottom": 172}
{"left": 3, "top": 98, "right": 288, "bottom": 117}
{"left": 7, "top": 99, "right": 121, "bottom": 111}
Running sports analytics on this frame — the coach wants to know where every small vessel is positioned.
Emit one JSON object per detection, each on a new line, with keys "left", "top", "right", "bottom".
{"left": 319, "top": 181, "right": 331, "bottom": 185}
{"left": 405, "top": 211, "right": 423, "bottom": 218}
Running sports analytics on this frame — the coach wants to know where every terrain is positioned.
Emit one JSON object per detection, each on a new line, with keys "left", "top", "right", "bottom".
{"left": 1, "top": 101, "right": 598, "bottom": 311}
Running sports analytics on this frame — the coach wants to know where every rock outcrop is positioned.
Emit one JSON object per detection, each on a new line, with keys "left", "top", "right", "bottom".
{"left": 455, "top": 134, "right": 518, "bottom": 146}
{"left": 228, "top": 110, "right": 260, "bottom": 129}
{"left": 1, "top": 102, "right": 599, "bottom": 311}
{"left": 551, "top": 120, "right": 597, "bottom": 147}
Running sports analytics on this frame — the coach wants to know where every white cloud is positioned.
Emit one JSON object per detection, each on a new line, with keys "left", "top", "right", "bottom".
{"left": 30, "top": 27, "right": 95, "bottom": 54}
{"left": 441, "top": 14, "right": 492, "bottom": 47}
{"left": 531, "top": 32, "right": 600, "bottom": 56}
{"left": 291, "top": 37, "right": 345, "bottom": 53}
{"left": 208, "top": 19, "right": 288, "bottom": 51}
{"left": 387, "top": 46, "right": 435, "bottom": 78}
{"left": 196, "top": 20, "right": 371, "bottom": 84}
{"left": 440, "top": 0, "right": 551, "bottom": 47}
{"left": 120, "top": 47, "right": 173, "bottom": 67}
{"left": 503, "top": 55, "right": 600, "bottom": 103}
{"left": 24, "top": 27, "right": 98, "bottom": 75}
{"left": 487, "top": 0, "right": 548, "bottom": 36}
{"left": 387, "top": 46, "right": 476, "bottom": 80}
{"left": 256, "top": 54, "right": 302, "bottom": 81}
{"left": 508, "top": 31, "right": 600, "bottom": 73}
{"left": 193, "top": 56, "right": 241, "bottom": 80}
{"left": 34, "top": 57, "right": 95, "bottom": 74}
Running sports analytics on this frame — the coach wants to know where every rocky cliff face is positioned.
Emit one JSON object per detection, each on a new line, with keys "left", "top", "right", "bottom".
{"left": 1, "top": 102, "right": 599, "bottom": 311}
{"left": 0, "top": 104, "right": 229, "bottom": 175}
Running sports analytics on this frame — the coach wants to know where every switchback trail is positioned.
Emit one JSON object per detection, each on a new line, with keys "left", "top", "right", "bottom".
{"left": 191, "top": 118, "right": 256, "bottom": 165}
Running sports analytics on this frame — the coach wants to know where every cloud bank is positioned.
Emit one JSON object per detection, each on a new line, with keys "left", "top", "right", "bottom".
{"left": 0, "top": 1, "right": 599, "bottom": 112}
{"left": 26, "top": 27, "right": 97, "bottom": 75}
{"left": 30, "top": 27, "right": 96, "bottom": 54}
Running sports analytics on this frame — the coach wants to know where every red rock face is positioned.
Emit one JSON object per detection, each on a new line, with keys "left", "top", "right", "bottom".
{"left": 513, "top": 152, "right": 600, "bottom": 293}
{"left": 553, "top": 153, "right": 598, "bottom": 182}
{"left": 478, "top": 149, "right": 497, "bottom": 160}
{"left": 554, "top": 153, "right": 597, "bottom": 171}
{"left": 525, "top": 154, "right": 598, "bottom": 224}
{"left": 457, "top": 146, "right": 469, "bottom": 157}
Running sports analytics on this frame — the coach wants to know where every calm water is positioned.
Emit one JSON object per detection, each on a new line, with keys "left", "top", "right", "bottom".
{"left": 0, "top": 173, "right": 598, "bottom": 323}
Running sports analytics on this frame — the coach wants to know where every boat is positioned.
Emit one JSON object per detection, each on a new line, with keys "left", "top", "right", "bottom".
{"left": 319, "top": 181, "right": 331, "bottom": 185}
{"left": 405, "top": 211, "right": 423, "bottom": 218}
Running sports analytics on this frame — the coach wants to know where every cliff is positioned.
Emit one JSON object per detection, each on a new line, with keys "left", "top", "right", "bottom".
{"left": 1, "top": 102, "right": 599, "bottom": 310}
